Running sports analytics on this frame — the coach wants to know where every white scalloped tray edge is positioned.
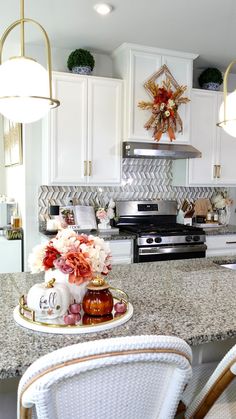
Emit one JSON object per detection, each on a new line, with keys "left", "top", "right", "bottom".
{"left": 13, "top": 303, "right": 133, "bottom": 335}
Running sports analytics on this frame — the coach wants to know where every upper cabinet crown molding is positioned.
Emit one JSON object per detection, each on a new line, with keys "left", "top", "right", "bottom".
{"left": 112, "top": 43, "right": 198, "bottom": 145}
{"left": 112, "top": 42, "right": 199, "bottom": 61}
{"left": 42, "top": 72, "right": 123, "bottom": 186}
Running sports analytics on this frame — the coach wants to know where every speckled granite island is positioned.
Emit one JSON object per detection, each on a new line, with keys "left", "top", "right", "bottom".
{"left": 2, "top": 256, "right": 236, "bottom": 379}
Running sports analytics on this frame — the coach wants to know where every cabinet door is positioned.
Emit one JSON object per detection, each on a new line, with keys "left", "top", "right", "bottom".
{"left": 0, "top": 238, "right": 22, "bottom": 273}
{"left": 206, "top": 234, "right": 236, "bottom": 257}
{"left": 216, "top": 93, "right": 236, "bottom": 185}
{"left": 129, "top": 50, "right": 162, "bottom": 141}
{"left": 162, "top": 56, "right": 192, "bottom": 143}
{"left": 87, "top": 77, "right": 122, "bottom": 184}
{"left": 47, "top": 73, "right": 88, "bottom": 184}
{"left": 188, "top": 90, "right": 218, "bottom": 185}
{"left": 108, "top": 239, "right": 133, "bottom": 264}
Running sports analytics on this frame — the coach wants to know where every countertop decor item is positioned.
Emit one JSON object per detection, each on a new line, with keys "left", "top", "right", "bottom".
{"left": 82, "top": 276, "right": 114, "bottom": 316}
{"left": 27, "top": 278, "right": 71, "bottom": 320}
{"left": 95, "top": 199, "right": 115, "bottom": 230}
{"left": 67, "top": 48, "right": 95, "bottom": 75}
{"left": 198, "top": 68, "right": 223, "bottom": 91}
{"left": 0, "top": 0, "right": 60, "bottom": 123}
{"left": 138, "top": 64, "right": 190, "bottom": 142}
{"left": 14, "top": 286, "right": 133, "bottom": 334}
{"left": 29, "top": 228, "right": 112, "bottom": 304}
{"left": 211, "top": 191, "right": 233, "bottom": 225}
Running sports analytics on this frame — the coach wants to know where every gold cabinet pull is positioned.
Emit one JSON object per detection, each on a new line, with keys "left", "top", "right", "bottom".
{"left": 88, "top": 160, "right": 92, "bottom": 176}
{"left": 216, "top": 165, "right": 221, "bottom": 178}
{"left": 213, "top": 165, "right": 217, "bottom": 178}
{"left": 84, "top": 161, "right": 87, "bottom": 177}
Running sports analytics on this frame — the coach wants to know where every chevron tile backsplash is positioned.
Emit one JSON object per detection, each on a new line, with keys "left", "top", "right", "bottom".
{"left": 39, "top": 158, "right": 223, "bottom": 220}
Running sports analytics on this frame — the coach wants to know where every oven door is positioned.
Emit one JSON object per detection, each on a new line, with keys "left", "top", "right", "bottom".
{"left": 135, "top": 243, "right": 207, "bottom": 263}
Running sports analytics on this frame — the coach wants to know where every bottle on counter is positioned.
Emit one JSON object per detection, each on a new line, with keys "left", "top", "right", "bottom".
{"left": 213, "top": 212, "right": 219, "bottom": 223}
{"left": 206, "top": 208, "right": 213, "bottom": 223}
{"left": 11, "top": 207, "right": 22, "bottom": 229}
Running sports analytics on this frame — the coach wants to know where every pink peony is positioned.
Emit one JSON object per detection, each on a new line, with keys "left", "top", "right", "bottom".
{"left": 66, "top": 251, "right": 93, "bottom": 285}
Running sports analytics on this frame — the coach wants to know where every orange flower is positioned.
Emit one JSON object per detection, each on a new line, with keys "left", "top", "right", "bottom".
{"left": 66, "top": 251, "right": 93, "bottom": 285}
{"left": 76, "top": 235, "right": 94, "bottom": 245}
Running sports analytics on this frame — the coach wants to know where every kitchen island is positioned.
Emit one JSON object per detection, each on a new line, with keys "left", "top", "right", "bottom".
{"left": 2, "top": 256, "right": 236, "bottom": 379}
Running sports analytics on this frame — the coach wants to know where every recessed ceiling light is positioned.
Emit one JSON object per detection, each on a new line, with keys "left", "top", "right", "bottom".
{"left": 94, "top": 3, "right": 113, "bottom": 15}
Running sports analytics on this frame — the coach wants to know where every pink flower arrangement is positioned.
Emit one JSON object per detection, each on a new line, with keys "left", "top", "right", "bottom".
{"left": 28, "top": 229, "right": 112, "bottom": 285}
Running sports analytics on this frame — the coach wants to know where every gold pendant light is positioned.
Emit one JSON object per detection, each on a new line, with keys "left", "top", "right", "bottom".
{"left": 217, "top": 60, "right": 236, "bottom": 137}
{"left": 0, "top": 0, "right": 60, "bottom": 123}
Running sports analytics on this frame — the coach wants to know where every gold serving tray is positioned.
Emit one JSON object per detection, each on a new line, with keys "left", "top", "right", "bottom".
{"left": 14, "top": 287, "right": 133, "bottom": 334}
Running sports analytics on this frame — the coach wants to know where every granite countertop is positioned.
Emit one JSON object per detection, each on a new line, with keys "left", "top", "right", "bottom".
{"left": 204, "top": 224, "right": 236, "bottom": 235}
{"left": 2, "top": 256, "right": 236, "bottom": 379}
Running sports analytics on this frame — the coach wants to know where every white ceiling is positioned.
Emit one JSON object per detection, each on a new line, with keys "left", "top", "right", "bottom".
{"left": 1, "top": 0, "right": 236, "bottom": 71}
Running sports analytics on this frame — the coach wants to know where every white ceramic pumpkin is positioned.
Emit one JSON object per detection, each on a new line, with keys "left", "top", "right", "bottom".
{"left": 44, "top": 269, "right": 88, "bottom": 304}
{"left": 27, "top": 278, "right": 70, "bottom": 320}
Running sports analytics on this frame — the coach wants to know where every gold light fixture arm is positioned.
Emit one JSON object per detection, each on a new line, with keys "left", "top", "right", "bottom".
{"left": 20, "top": 0, "right": 25, "bottom": 56}
{"left": 0, "top": 18, "right": 54, "bottom": 102}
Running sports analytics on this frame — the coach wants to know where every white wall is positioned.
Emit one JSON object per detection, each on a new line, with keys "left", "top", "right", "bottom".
{"left": 22, "top": 122, "right": 42, "bottom": 270}
{"left": 0, "top": 118, "right": 5, "bottom": 195}
{"left": 26, "top": 44, "right": 113, "bottom": 77}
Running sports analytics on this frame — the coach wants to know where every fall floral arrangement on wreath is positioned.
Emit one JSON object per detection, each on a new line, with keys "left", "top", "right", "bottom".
{"left": 138, "top": 64, "right": 190, "bottom": 142}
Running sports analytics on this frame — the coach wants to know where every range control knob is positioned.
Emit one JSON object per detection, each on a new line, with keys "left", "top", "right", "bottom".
{"left": 146, "top": 238, "right": 154, "bottom": 244}
{"left": 155, "top": 237, "right": 162, "bottom": 243}
{"left": 185, "top": 235, "right": 192, "bottom": 243}
{"left": 193, "top": 235, "right": 200, "bottom": 242}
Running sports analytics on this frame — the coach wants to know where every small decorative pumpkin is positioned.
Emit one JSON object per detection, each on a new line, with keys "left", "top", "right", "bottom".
{"left": 27, "top": 278, "right": 70, "bottom": 320}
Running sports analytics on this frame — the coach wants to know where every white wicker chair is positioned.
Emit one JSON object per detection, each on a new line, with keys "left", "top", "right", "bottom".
{"left": 182, "top": 342, "right": 236, "bottom": 418}
{"left": 17, "top": 335, "right": 192, "bottom": 419}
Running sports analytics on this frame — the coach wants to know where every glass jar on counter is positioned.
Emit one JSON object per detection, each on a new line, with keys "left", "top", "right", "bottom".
{"left": 82, "top": 276, "right": 113, "bottom": 317}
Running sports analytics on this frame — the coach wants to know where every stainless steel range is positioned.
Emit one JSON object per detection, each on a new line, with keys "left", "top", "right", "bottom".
{"left": 115, "top": 200, "right": 206, "bottom": 263}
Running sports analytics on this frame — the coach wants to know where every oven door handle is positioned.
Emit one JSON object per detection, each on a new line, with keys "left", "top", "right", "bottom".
{"left": 139, "top": 244, "right": 207, "bottom": 255}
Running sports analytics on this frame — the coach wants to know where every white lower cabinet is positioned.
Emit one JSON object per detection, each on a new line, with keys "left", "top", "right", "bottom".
{"left": 43, "top": 72, "right": 122, "bottom": 185}
{"left": 206, "top": 234, "right": 236, "bottom": 257}
{"left": 108, "top": 240, "right": 133, "bottom": 265}
{"left": 0, "top": 237, "right": 22, "bottom": 273}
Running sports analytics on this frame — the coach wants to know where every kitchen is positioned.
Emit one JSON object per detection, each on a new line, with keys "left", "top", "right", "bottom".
{"left": 2, "top": 0, "right": 236, "bottom": 418}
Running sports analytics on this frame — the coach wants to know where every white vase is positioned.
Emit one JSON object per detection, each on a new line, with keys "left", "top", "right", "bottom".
{"left": 98, "top": 219, "right": 111, "bottom": 230}
{"left": 44, "top": 269, "right": 88, "bottom": 304}
{"left": 218, "top": 207, "right": 231, "bottom": 226}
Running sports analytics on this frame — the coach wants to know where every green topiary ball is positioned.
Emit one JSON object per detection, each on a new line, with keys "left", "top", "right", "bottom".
{"left": 67, "top": 49, "right": 95, "bottom": 71}
{"left": 198, "top": 68, "right": 223, "bottom": 87}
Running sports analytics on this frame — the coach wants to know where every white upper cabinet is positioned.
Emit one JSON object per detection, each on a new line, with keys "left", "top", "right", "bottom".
{"left": 113, "top": 43, "right": 197, "bottom": 144}
{"left": 188, "top": 89, "right": 218, "bottom": 185}
{"left": 43, "top": 72, "right": 122, "bottom": 185}
{"left": 173, "top": 89, "right": 236, "bottom": 186}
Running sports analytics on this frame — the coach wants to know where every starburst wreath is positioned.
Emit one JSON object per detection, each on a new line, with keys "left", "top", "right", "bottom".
{"left": 138, "top": 64, "right": 190, "bottom": 142}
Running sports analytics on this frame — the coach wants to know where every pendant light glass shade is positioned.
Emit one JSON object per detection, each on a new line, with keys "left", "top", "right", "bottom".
{"left": 218, "top": 92, "right": 236, "bottom": 137}
{"left": 0, "top": 57, "right": 57, "bottom": 123}
{"left": 0, "top": 0, "right": 60, "bottom": 124}
{"left": 217, "top": 60, "right": 236, "bottom": 137}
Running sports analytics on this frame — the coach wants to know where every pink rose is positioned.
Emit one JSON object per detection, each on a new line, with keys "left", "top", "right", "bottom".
{"left": 53, "top": 257, "right": 74, "bottom": 274}
{"left": 96, "top": 209, "right": 107, "bottom": 221}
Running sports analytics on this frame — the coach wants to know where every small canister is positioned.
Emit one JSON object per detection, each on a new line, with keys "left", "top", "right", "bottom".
{"left": 82, "top": 276, "right": 113, "bottom": 317}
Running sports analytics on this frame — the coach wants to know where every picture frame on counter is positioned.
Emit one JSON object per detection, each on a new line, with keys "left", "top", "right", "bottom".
{"left": 3, "top": 118, "right": 22, "bottom": 167}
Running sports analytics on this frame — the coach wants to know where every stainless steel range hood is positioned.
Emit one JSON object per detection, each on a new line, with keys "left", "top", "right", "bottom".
{"left": 123, "top": 141, "right": 202, "bottom": 159}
